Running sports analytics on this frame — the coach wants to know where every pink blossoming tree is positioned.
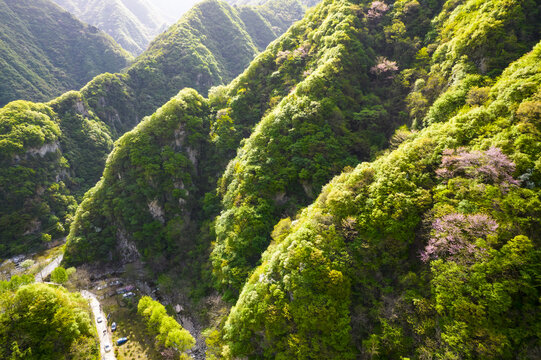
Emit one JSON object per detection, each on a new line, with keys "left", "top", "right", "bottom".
{"left": 421, "top": 213, "right": 499, "bottom": 263}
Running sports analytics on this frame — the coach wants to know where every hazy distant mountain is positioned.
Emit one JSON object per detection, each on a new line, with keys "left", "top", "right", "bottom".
{"left": 226, "top": 0, "right": 320, "bottom": 6}
{"left": 0, "top": 0, "right": 131, "bottom": 106}
{"left": 51, "top": 0, "right": 168, "bottom": 55}
{"left": 151, "top": 0, "right": 204, "bottom": 23}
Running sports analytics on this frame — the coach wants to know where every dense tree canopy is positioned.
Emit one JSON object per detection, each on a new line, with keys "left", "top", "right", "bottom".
{"left": 11, "top": 0, "right": 540, "bottom": 358}
{"left": 221, "top": 39, "right": 541, "bottom": 359}
{"left": 138, "top": 296, "right": 196, "bottom": 356}
{"left": 64, "top": 89, "right": 211, "bottom": 267}
{"left": 0, "top": 282, "right": 99, "bottom": 359}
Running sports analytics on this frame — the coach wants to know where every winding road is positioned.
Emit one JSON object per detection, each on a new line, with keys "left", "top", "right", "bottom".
{"left": 81, "top": 290, "right": 117, "bottom": 360}
{"left": 33, "top": 255, "right": 115, "bottom": 359}
{"left": 35, "top": 254, "right": 63, "bottom": 282}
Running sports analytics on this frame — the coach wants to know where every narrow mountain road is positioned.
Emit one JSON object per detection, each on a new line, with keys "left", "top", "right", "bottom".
{"left": 81, "top": 290, "right": 116, "bottom": 360}
{"left": 32, "top": 254, "right": 115, "bottom": 358}
{"left": 35, "top": 254, "right": 63, "bottom": 282}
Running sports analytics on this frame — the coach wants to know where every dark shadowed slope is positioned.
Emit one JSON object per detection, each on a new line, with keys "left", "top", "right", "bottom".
{"left": 0, "top": 0, "right": 131, "bottom": 107}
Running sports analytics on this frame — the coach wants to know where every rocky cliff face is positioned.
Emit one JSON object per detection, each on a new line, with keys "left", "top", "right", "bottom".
{"left": 64, "top": 89, "right": 211, "bottom": 269}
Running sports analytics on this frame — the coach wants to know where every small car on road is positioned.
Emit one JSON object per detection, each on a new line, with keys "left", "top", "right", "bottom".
{"left": 97, "top": 316, "right": 103, "bottom": 323}
{"left": 104, "top": 344, "right": 112, "bottom": 352}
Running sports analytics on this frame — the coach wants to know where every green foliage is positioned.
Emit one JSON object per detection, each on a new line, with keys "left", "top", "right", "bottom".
{"left": 1, "top": 0, "right": 308, "bottom": 261}
{"left": 0, "top": 92, "right": 116, "bottom": 257}
{"left": 0, "top": 101, "right": 77, "bottom": 256}
{"left": 137, "top": 296, "right": 195, "bottom": 354}
{"left": 0, "top": 283, "right": 99, "bottom": 360}
{"left": 220, "top": 40, "right": 541, "bottom": 359}
{"left": 427, "top": 235, "right": 540, "bottom": 358}
{"left": 0, "top": 275, "right": 34, "bottom": 292}
{"left": 20, "top": 259, "right": 34, "bottom": 269}
{"left": 50, "top": 266, "right": 68, "bottom": 284}
{"left": 431, "top": 0, "right": 539, "bottom": 77}
{"left": 405, "top": 0, "right": 540, "bottom": 126}
{"left": 56, "top": 1, "right": 541, "bottom": 358}
{"left": 211, "top": 0, "right": 447, "bottom": 296}
{"left": 49, "top": 91, "right": 115, "bottom": 195}
{"left": 128, "top": 0, "right": 304, "bottom": 113}
{"left": 0, "top": 0, "right": 131, "bottom": 107}
{"left": 64, "top": 89, "right": 210, "bottom": 267}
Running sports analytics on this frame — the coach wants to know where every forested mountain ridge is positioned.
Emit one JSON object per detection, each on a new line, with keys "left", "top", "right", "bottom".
{"left": 129, "top": 0, "right": 307, "bottom": 105}
{"left": 51, "top": 0, "right": 168, "bottom": 55}
{"left": 65, "top": 0, "right": 421, "bottom": 270}
{"left": 61, "top": 0, "right": 540, "bottom": 358}
{"left": 227, "top": 0, "right": 320, "bottom": 7}
{"left": 234, "top": 0, "right": 308, "bottom": 50}
{"left": 210, "top": 0, "right": 539, "bottom": 296}
{"left": 59, "top": 0, "right": 309, "bottom": 136}
{"left": 0, "top": 0, "right": 131, "bottom": 107}
{"left": 0, "top": 0, "right": 306, "bottom": 258}
{"left": 222, "top": 38, "right": 541, "bottom": 360}
{"left": 0, "top": 94, "right": 113, "bottom": 255}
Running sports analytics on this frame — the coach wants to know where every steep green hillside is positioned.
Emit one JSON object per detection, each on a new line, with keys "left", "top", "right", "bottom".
{"left": 236, "top": 0, "right": 307, "bottom": 50}
{"left": 0, "top": 94, "right": 113, "bottom": 255}
{"left": 60, "top": 0, "right": 540, "bottom": 358}
{"left": 0, "top": 0, "right": 303, "bottom": 258}
{"left": 211, "top": 0, "right": 540, "bottom": 296}
{"left": 63, "top": 0, "right": 540, "bottom": 275}
{"left": 51, "top": 0, "right": 167, "bottom": 55}
{"left": 128, "top": 0, "right": 307, "bottom": 112}
{"left": 64, "top": 89, "right": 211, "bottom": 267}
{"left": 64, "top": 0, "right": 403, "bottom": 272}
{"left": 222, "top": 40, "right": 541, "bottom": 360}
{"left": 0, "top": 278, "right": 99, "bottom": 359}
{"left": 0, "top": 0, "right": 131, "bottom": 107}
{"left": 68, "top": 0, "right": 309, "bottom": 135}
{"left": 128, "top": 0, "right": 260, "bottom": 111}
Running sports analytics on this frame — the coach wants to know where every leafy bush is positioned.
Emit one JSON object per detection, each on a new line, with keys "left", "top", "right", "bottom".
{"left": 137, "top": 296, "right": 195, "bottom": 355}
{"left": 51, "top": 266, "right": 69, "bottom": 284}
{"left": 0, "top": 283, "right": 99, "bottom": 359}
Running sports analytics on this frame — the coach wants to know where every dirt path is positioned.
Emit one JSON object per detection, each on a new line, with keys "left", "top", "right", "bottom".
{"left": 35, "top": 254, "right": 63, "bottom": 282}
{"left": 81, "top": 290, "right": 117, "bottom": 360}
